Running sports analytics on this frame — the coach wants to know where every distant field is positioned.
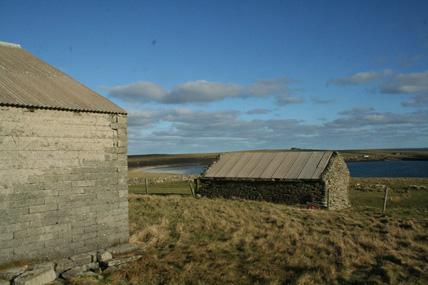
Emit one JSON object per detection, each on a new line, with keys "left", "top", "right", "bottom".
{"left": 78, "top": 177, "right": 428, "bottom": 284}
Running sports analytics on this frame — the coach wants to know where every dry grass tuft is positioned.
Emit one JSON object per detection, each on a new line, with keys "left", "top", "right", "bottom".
{"left": 106, "top": 185, "right": 428, "bottom": 284}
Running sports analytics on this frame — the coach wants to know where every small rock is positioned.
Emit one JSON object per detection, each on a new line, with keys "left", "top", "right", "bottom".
{"left": 96, "top": 250, "right": 113, "bottom": 262}
{"left": 82, "top": 262, "right": 99, "bottom": 272}
{"left": 88, "top": 251, "right": 97, "bottom": 262}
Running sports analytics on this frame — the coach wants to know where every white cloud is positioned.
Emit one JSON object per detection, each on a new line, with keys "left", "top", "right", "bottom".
{"left": 108, "top": 81, "right": 167, "bottom": 105}
{"left": 380, "top": 70, "right": 428, "bottom": 94}
{"left": 107, "top": 77, "right": 304, "bottom": 106}
{"left": 327, "top": 69, "right": 393, "bottom": 86}
{"left": 126, "top": 107, "right": 428, "bottom": 154}
{"left": 166, "top": 80, "right": 244, "bottom": 103}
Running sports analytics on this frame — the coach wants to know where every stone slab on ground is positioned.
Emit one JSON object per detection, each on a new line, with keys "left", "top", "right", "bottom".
{"left": 13, "top": 267, "right": 56, "bottom": 285}
{"left": 61, "top": 266, "right": 83, "bottom": 280}
{"left": 106, "top": 243, "right": 140, "bottom": 255}
{"left": 0, "top": 266, "right": 27, "bottom": 281}
{"left": 103, "top": 255, "right": 142, "bottom": 267}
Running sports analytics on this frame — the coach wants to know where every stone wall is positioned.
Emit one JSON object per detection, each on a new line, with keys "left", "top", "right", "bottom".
{"left": 321, "top": 153, "right": 351, "bottom": 210}
{"left": 197, "top": 179, "right": 325, "bottom": 205}
{"left": 0, "top": 106, "right": 129, "bottom": 265}
{"left": 197, "top": 152, "right": 351, "bottom": 210}
{"left": 128, "top": 174, "right": 199, "bottom": 186}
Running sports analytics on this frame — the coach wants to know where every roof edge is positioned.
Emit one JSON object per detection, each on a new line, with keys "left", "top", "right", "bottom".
{"left": 0, "top": 102, "right": 127, "bottom": 115}
{"left": 0, "top": 41, "right": 21, "bottom": 48}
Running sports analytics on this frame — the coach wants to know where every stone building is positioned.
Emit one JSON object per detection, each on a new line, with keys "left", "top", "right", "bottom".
{"left": 197, "top": 151, "right": 350, "bottom": 210}
{"left": 0, "top": 41, "right": 129, "bottom": 264}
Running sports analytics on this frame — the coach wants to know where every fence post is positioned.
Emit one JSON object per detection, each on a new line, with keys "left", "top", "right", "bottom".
{"left": 196, "top": 179, "right": 200, "bottom": 192}
{"left": 189, "top": 183, "right": 195, "bottom": 196}
{"left": 382, "top": 187, "right": 388, "bottom": 213}
{"left": 145, "top": 179, "right": 149, "bottom": 195}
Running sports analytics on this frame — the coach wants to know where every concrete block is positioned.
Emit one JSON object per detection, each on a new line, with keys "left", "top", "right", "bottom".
{"left": 13, "top": 267, "right": 56, "bottom": 285}
{"left": 28, "top": 204, "right": 58, "bottom": 214}
{"left": 13, "top": 227, "right": 44, "bottom": 239}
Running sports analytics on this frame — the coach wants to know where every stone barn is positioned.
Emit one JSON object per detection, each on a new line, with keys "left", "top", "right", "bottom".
{"left": 0, "top": 41, "right": 129, "bottom": 265}
{"left": 197, "top": 151, "right": 350, "bottom": 210}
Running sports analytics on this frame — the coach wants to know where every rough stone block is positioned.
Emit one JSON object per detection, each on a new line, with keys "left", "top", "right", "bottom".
{"left": 103, "top": 255, "right": 142, "bottom": 267}
{"left": 106, "top": 243, "right": 140, "bottom": 256}
{"left": 69, "top": 253, "right": 92, "bottom": 267}
{"left": 61, "top": 267, "right": 83, "bottom": 280}
{"left": 54, "top": 258, "right": 73, "bottom": 274}
{"left": 96, "top": 250, "right": 112, "bottom": 262}
{"left": 13, "top": 267, "right": 56, "bottom": 285}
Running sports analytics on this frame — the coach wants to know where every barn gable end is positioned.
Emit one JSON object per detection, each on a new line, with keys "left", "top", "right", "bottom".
{"left": 0, "top": 42, "right": 129, "bottom": 264}
{"left": 197, "top": 151, "right": 350, "bottom": 209}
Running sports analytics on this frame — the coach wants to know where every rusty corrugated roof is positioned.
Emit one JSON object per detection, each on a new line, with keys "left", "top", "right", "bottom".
{"left": 203, "top": 151, "right": 333, "bottom": 180}
{"left": 0, "top": 41, "right": 126, "bottom": 114}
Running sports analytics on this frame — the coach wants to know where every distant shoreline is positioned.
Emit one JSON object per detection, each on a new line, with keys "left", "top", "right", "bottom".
{"left": 128, "top": 149, "right": 428, "bottom": 169}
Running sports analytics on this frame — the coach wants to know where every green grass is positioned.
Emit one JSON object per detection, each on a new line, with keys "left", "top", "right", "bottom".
{"left": 349, "top": 178, "right": 428, "bottom": 220}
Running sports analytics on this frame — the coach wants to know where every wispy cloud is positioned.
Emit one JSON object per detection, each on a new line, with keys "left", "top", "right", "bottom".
{"left": 401, "top": 93, "right": 428, "bottom": 107}
{"left": 327, "top": 69, "right": 393, "bottom": 86}
{"left": 338, "top": 106, "right": 374, "bottom": 115}
{"left": 311, "top": 97, "right": 333, "bottom": 104}
{"left": 327, "top": 108, "right": 428, "bottom": 128}
{"left": 106, "top": 77, "right": 304, "bottom": 106}
{"left": 246, "top": 108, "right": 272, "bottom": 115}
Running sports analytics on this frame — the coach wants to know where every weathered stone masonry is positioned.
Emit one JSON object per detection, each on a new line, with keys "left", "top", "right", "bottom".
{"left": 0, "top": 106, "right": 129, "bottom": 264}
{"left": 197, "top": 152, "right": 350, "bottom": 210}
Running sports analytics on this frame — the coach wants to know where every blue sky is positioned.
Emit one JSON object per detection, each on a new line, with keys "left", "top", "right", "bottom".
{"left": 1, "top": 0, "right": 428, "bottom": 154}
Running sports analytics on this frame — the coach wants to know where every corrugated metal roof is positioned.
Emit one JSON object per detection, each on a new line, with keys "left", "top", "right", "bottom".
{"left": 204, "top": 151, "right": 333, "bottom": 180}
{"left": 0, "top": 42, "right": 126, "bottom": 114}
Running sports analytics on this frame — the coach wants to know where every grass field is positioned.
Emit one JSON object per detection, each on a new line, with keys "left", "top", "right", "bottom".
{"left": 69, "top": 177, "right": 428, "bottom": 284}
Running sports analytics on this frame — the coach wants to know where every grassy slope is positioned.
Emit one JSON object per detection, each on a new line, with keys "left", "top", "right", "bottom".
{"left": 90, "top": 178, "right": 428, "bottom": 284}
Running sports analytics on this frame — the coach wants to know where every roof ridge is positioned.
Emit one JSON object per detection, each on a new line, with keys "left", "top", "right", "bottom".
{"left": 0, "top": 41, "right": 21, "bottom": 48}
